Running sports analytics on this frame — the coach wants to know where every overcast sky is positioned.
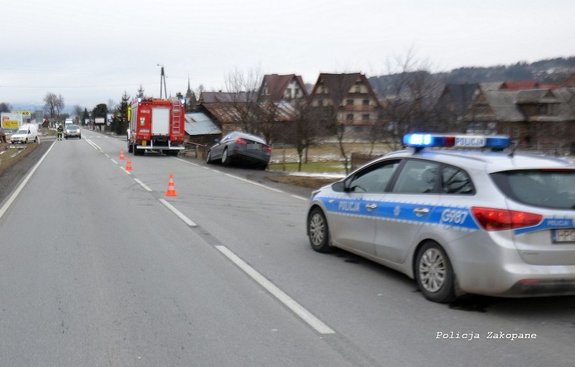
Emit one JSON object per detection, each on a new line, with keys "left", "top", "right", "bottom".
{"left": 1, "top": 0, "right": 574, "bottom": 108}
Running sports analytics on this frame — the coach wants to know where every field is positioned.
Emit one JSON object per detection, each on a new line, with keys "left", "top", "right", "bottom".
{"left": 266, "top": 142, "right": 390, "bottom": 189}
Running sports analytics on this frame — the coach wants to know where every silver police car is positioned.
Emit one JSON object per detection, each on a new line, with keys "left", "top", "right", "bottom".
{"left": 307, "top": 134, "right": 575, "bottom": 303}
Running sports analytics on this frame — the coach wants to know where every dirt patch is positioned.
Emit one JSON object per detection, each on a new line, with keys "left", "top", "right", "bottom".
{"left": 0, "top": 143, "right": 39, "bottom": 177}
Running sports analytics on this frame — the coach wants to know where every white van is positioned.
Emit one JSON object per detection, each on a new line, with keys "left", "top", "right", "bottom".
{"left": 10, "top": 123, "right": 39, "bottom": 144}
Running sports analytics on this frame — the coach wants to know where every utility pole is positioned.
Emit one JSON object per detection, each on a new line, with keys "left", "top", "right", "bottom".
{"left": 158, "top": 64, "right": 167, "bottom": 98}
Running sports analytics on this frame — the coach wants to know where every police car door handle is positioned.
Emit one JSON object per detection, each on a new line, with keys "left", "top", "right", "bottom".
{"left": 366, "top": 203, "right": 378, "bottom": 210}
{"left": 414, "top": 208, "right": 430, "bottom": 216}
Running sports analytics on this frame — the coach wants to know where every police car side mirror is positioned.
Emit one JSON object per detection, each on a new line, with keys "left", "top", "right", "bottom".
{"left": 332, "top": 181, "right": 345, "bottom": 192}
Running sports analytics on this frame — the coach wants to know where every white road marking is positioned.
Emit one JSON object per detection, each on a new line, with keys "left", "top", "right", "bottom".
{"left": 134, "top": 178, "right": 153, "bottom": 192}
{"left": 0, "top": 142, "right": 55, "bottom": 220}
{"left": 111, "top": 159, "right": 118, "bottom": 165}
{"left": 291, "top": 195, "right": 307, "bottom": 201}
{"left": 159, "top": 199, "right": 198, "bottom": 227}
{"left": 224, "top": 173, "right": 283, "bottom": 193}
{"left": 120, "top": 166, "right": 132, "bottom": 175}
{"left": 85, "top": 138, "right": 103, "bottom": 152}
{"left": 215, "top": 245, "right": 336, "bottom": 335}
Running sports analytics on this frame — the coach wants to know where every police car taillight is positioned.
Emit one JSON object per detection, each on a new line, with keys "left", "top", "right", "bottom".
{"left": 471, "top": 207, "right": 542, "bottom": 231}
{"left": 403, "top": 133, "right": 511, "bottom": 150}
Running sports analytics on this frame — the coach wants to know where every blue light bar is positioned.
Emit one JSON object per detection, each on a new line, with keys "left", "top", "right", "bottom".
{"left": 403, "top": 133, "right": 511, "bottom": 150}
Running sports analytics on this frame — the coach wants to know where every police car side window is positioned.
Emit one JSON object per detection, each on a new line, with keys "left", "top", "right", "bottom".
{"left": 442, "top": 165, "right": 475, "bottom": 194}
{"left": 348, "top": 160, "right": 400, "bottom": 193}
{"left": 393, "top": 160, "right": 440, "bottom": 194}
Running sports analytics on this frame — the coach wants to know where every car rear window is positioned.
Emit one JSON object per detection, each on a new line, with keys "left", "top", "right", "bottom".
{"left": 491, "top": 169, "right": 575, "bottom": 209}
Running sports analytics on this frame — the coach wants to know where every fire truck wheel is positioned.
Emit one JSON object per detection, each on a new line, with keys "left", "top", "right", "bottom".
{"left": 128, "top": 143, "right": 133, "bottom": 153}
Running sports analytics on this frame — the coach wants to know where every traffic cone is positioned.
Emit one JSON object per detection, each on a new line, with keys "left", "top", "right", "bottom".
{"left": 119, "top": 149, "right": 125, "bottom": 161}
{"left": 165, "top": 175, "right": 177, "bottom": 197}
{"left": 125, "top": 157, "right": 133, "bottom": 172}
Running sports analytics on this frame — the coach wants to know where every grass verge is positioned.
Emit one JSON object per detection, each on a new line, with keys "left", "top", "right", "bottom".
{"left": 0, "top": 143, "right": 39, "bottom": 177}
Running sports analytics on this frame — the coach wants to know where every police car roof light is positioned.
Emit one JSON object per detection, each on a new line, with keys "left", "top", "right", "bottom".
{"left": 403, "top": 133, "right": 511, "bottom": 150}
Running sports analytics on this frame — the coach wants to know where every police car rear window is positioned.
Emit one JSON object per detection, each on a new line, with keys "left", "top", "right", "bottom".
{"left": 491, "top": 169, "right": 575, "bottom": 210}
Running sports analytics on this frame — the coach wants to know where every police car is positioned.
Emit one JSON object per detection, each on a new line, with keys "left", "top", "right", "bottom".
{"left": 307, "top": 133, "right": 575, "bottom": 303}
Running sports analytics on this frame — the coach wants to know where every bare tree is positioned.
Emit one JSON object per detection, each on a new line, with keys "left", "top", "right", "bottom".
{"left": 0, "top": 102, "right": 11, "bottom": 113}
{"left": 289, "top": 99, "right": 330, "bottom": 170}
{"left": 223, "top": 67, "right": 264, "bottom": 135}
{"left": 43, "top": 92, "right": 65, "bottom": 121}
{"left": 73, "top": 105, "right": 84, "bottom": 124}
{"left": 378, "top": 49, "right": 442, "bottom": 150}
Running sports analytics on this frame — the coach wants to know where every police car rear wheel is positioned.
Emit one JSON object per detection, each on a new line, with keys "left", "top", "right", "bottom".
{"left": 415, "top": 242, "right": 455, "bottom": 303}
{"left": 308, "top": 208, "right": 333, "bottom": 253}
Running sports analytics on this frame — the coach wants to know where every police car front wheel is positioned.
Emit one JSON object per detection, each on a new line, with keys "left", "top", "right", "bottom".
{"left": 308, "top": 207, "right": 333, "bottom": 253}
{"left": 415, "top": 242, "right": 456, "bottom": 303}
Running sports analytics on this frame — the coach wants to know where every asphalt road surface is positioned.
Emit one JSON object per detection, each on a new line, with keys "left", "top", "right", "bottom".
{"left": 0, "top": 130, "right": 574, "bottom": 367}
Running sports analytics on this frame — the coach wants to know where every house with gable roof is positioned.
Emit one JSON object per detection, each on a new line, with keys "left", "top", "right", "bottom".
{"left": 464, "top": 79, "right": 575, "bottom": 153}
{"left": 259, "top": 74, "right": 308, "bottom": 102}
{"left": 308, "top": 73, "right": 382, "bottom": 136}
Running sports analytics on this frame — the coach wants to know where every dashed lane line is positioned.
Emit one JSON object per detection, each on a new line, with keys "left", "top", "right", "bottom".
{"left": 216, "top": 245, "right": 336, "bottom": 335}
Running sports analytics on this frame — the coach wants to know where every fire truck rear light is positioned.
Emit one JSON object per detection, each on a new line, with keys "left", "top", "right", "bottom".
{"left": 471, "top": 207, "right": 542, "bottom": 231}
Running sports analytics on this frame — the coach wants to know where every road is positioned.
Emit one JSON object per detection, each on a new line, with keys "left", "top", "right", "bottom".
{"left": 0, "top": 130, "right": 574, "bottom": 367}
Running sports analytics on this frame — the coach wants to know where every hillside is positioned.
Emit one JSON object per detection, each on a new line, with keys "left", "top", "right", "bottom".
{"left": 369, "top": 56, "right": 575, "bottom": 96}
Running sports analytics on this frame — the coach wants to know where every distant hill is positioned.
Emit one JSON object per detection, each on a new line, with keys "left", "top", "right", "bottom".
{"left": 369, "top": 57, "right": 575, "bottom": 96}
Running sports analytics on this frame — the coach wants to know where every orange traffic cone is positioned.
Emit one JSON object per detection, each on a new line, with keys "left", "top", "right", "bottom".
{"left": 119, "top": 149, "right": 125, "bottom": 161}
{"left": 125, "top": 157, "right": 133, "bottom": 172}
{"left": 165, "top": 175, "right": 177, "bottom": 197}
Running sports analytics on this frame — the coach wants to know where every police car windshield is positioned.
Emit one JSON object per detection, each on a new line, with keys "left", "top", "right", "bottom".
{"left": 491, "top": 169, "right": 575, "bottom": 210}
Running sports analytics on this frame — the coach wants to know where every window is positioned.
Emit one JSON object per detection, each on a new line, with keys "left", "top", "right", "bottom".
{"left": 347, "top": 160, "right": 400, "bottom": 193}
{"left": 491, "top": 169, "right": 575, "bottom": 209}
{"left": 346, "top": 99, "right": 354, "bottom": 105}
{"left": 362, "top": 99, "right": 370, "bottom": 106}
{"left": 346, "top": 113, "right": 354, "bottom": 121}
{"left": 362, "top": 113, "right": 370, "bottom": 121}
{"left": 393, "top": 160, "right": 440, "bottom": 194}
{"left": 442, "top": 165, "right": 474, "bottom": 194}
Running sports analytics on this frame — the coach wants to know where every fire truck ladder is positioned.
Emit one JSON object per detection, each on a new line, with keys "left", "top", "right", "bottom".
{"left": 171, "top": 100, "right": 182, "bottom": 138}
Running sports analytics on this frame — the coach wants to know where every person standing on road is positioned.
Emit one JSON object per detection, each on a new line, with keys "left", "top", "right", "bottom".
{"left": 57, "top": 124, "right": 63, "bottom": 141}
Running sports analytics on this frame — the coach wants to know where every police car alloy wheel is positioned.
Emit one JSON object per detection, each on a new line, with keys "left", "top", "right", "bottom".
{"left": 308, "top": 207, "right": 332, "bottom": 253}
{"left": 415, "top": 242, "right": 455, "bottom": 303}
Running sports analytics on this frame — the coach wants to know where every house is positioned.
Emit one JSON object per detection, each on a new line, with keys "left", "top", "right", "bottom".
{"left": 259, "top": 74, "right": 308, "bottom": 102}
{"left": 308, "top": 73, "right": 382, "bottom": 136}
{"left": 197, "top": 91, "right": 254, "bottom": 135}
{"left": 464, "top": 83, "right": 575, "bottom": 153}
{"left": 184, "top": 112, "right": 221, "bottom": 146}
{"left": 433, "top": 83, "right": 480, "bottom": 131}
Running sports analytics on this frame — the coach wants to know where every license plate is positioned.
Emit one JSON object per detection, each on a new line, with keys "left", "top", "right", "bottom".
{"left": 247, "top": 143, "right": 260, "bottom": 150}
{"left": 552, "top": 229, "right": 575, "bottom": 243}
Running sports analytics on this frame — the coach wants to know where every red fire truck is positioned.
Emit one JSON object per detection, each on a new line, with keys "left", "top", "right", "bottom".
{"left": 127, "top": 98, "right": 185, "bottom": 156}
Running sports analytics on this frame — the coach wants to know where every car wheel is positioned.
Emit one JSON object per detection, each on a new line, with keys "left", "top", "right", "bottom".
{"left": 307, "top": 207, "right": 333, "bottom": 253}
{"left": 221, "top": 148, "right": 231, "bottom": 165}
{"left": 415, "top": 241, "right": 456, "bottom": 303}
